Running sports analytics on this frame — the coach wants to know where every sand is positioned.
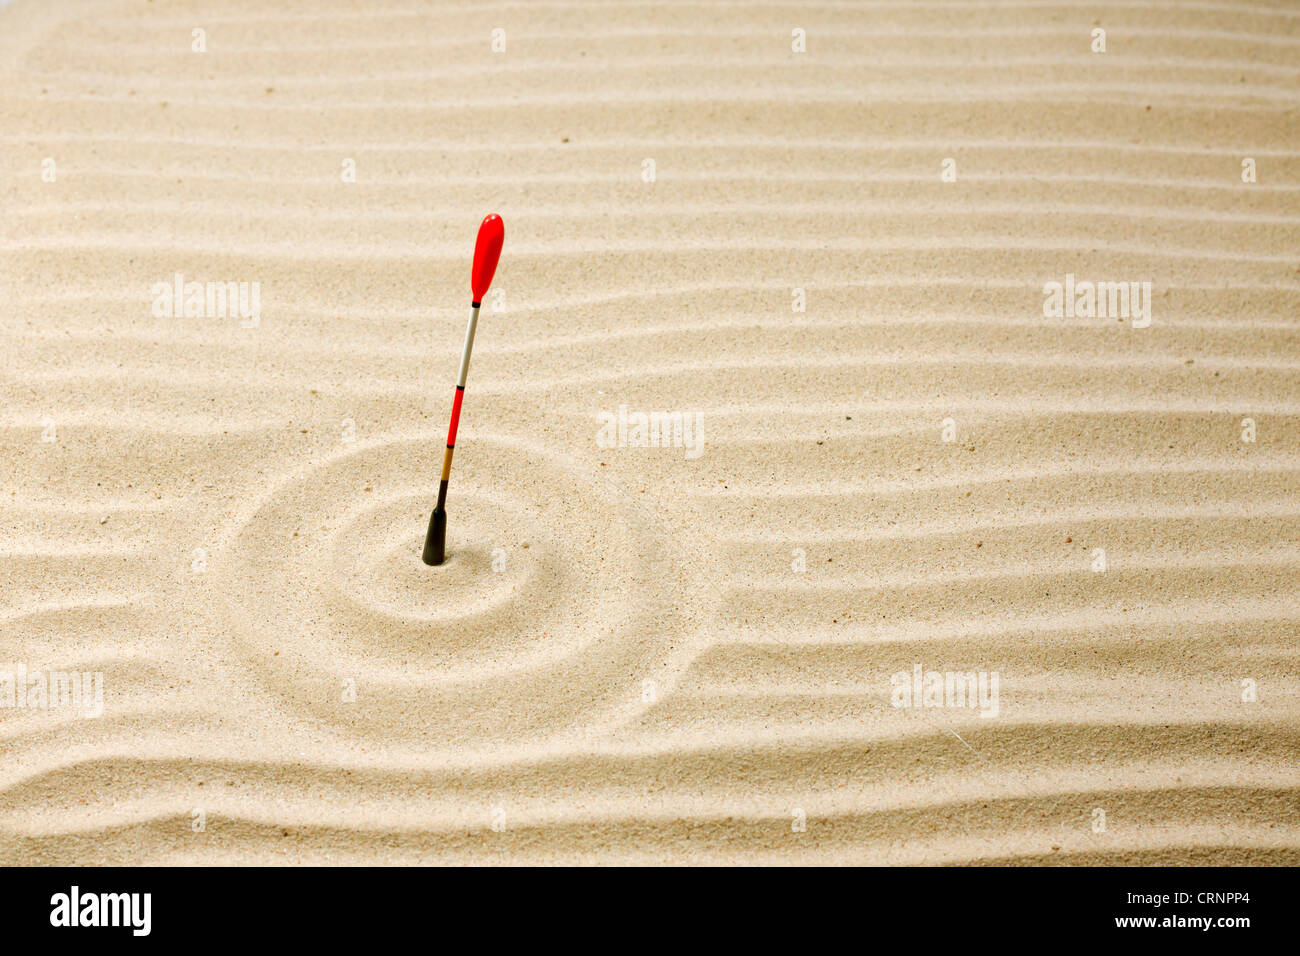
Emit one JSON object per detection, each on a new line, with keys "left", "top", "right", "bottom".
{"left": 0, "top": 0, "right": 1297, "bottom": 865}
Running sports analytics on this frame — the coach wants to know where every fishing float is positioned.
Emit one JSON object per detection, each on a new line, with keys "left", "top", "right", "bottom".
{"left": 422, "top": 213, "right": 505, "bottom": 566}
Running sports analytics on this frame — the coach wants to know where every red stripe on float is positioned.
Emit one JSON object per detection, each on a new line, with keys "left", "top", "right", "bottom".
{"left": 445, "top": 387, "right": 465, "bottom": 447}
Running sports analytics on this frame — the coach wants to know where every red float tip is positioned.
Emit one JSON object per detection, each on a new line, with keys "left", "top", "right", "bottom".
{"left": 471, "top": 213, "right": 504, "bottom": 303}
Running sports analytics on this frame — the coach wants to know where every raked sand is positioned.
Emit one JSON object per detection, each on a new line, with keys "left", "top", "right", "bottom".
{"left": 0, "top": 0, "right": 1298, "bottom": 865}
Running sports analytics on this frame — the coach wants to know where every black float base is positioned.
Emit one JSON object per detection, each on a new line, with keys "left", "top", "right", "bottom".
{"left": 421, "top": 507, "right": 447, "bottom": 566}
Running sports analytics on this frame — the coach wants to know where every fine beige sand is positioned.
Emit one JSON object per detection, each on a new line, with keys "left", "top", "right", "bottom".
{"left": 1, "top": 0, "right": 1298, "bottom": 865}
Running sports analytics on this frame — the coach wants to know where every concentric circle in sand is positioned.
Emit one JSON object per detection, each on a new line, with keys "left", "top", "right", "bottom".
{"left": 213, "top": 433, "right": 695, "bottom": 750}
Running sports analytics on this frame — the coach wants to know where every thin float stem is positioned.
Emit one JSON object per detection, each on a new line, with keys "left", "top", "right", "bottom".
{"left": 435, "top": 304, "right": 479, "bottom": 511}
{"left": 423, "top": 303, "right": 480, "bottom": 566}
